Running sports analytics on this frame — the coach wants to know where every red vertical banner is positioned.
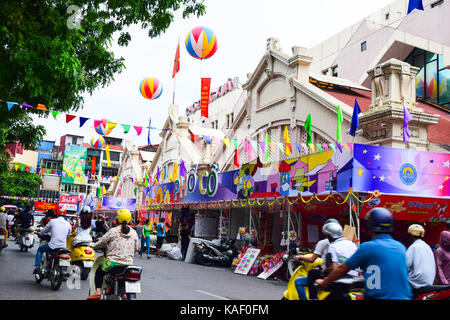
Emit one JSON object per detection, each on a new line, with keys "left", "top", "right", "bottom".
{"left": 200, "top": 77, "right": 211, "bottom": 118}
{"left": 91, "top": 156, "right": 97, "bottom": 175}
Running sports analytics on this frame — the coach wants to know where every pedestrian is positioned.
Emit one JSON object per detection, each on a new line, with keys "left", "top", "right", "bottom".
{"left": 179, "top": 223, "right": 191, "bottom": 261}
{"left": 434, "top": 230, "right": 450, "bottom": 285}
{"left": 141, "top": 220, "right": 152, "bottom": 259}
{"left": 14, "top": 205, "right": 34, "bottom": 239}
{"left": 156, "top": 218, "right": 166, "bottom": 258}
{"left": 405, "top": 224, "right": 436, "bottom": 295}
{"left": 134, "top": 220, "right": 143, "bottom": 248}
{"left": 316, "top": 207, "right": 412, "bottom": 300}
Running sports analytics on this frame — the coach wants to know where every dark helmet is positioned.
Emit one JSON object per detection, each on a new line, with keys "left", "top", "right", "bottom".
{"left": 366, "top": 207, "right": 393, "bottom": 233}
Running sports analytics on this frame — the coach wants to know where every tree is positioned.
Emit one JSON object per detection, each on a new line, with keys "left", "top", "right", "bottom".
{"left": 0, "top": 0, "right": 206, "bottom": 154}
{"left": 0, "top": 163, "right": 42, "bottom": 206}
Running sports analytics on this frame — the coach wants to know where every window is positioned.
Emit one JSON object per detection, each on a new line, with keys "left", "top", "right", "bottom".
{"left": 331, "top": 65, "right": 338, "bottom": 77}
{"left": 101, "top": 167, "right": 119, "bottom": 177}
{"left": 102, "top": 150, "right": 120, "bottom": 162}
{"left": 226, "top": 113, "right": 234, "bottom": 129}
{"left": 361, "top": 41, "right": 367, "bottom": 52}
{"left": 431, "top": 0, "right": 444, "bottom": 8}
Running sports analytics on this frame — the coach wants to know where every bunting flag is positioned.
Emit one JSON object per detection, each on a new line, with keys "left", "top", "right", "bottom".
{"left": 316, "top": 144, "right": 323, "bottom": 152}
{"left": 144, "top": 171, "right": 150, "bottom": 187}
{"left": 336, "top": 105, "right": 343, "bottom": 142}
{"left": 147, "top": 118, "right": 151, "bottom": 145}
{"left": 66, "top": 114, "right": 76, "bottom": 123}
{"left": 51, "top": 111, "right": 59, "bottom": 120}
{"left": 121, "top": 124, "right": 131, "bottom": 134}
{"left": 329, "top": 143, "right": 337, "bottom": 152}
{"left": 134, "top": 126, "right": 143, "bottom": 136}
{"left": 91, "top": 156, "right": 97, "bottom": 175}
{"left": 232, "top": 139, "right": 239, "bottom": 150}
{"left": 294, "top": 143, "right": 302, "bottom": 154}
{"left": 276, "top": 142, "right": 284, "bottom": 153}
{"left": 79, "top": 117, "right": 89, "bottom": 127}
{"left": 336, "top": 143, "right": 343, "bottom": 153}
{"left": 308, "top": 143, "right": 315, "bottom": 153}
{"left": 173, "top": 162, "right": 178, "bottom": 180}
{"left": 203, "top": 135, "right": 211, "bottom": 144}
{"left": 301, "top": 143, "right": 308, "bottom": 154}
{"left": 264, "top": 132, "right": 270, "bottom": 161}
{"left": 304, "top": 114, "right": 312, "bottom": 144}
{"left": 156, "top": 167, "right": 160, "bottom": 181}
{"left": 108, "top": 122, "right": 117, "bottom": 133}
{"left": 234, "top": 149, "right": 240, "bottom": 168}
{"left": 403, "top": 106, "right": 413, "bottom": 143}
{"left": 21, "top": 103, "right": 34, "bottom": 109}
{"left": 284, "top": 126, "right": 290, "bottom": 156}
{"left": 36, "top": 104, "right": 47, "bottom": 111}
{"left": 407, "top": 0, "right": 424, "bottom": 14}
{"left": 7, "top": 102, "right": 17, "bottom": 111}
{"left": 222, "top": 138, "right": 230, "bottom": 148}
{"left": 102, "top": 185, "right": 107, "bottom": 195}
{"left": 350, "top": 99, "right": 361, "bottom": 137}
{"left": 342, "top": 143, "right": 350, "bottom": 153}
{"left": 322, "top": 143, "right": 329, "bottom": 152}
{"left": 133, "top": 186, "right": 137, "bottom": 197}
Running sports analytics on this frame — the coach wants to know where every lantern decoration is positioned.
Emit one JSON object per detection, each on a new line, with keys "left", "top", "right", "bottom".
{"left": 90, "top": 135, "right": 105, "bottom": 149}
{"left": 139, "top": 77, "right": 163, "bottom": 100}
{"left": 94, "top": 118, "right": 114, "bottom": 136}
{"left": 185, "top": 26, "right": 218, "bottom": 60}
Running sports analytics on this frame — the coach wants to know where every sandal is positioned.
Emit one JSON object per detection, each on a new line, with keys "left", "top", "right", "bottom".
{"left": 87, "top": 294, "right": 101, "bottom": 300}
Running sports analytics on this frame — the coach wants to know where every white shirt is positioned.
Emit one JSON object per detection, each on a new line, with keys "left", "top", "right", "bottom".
{"left": 328, "top": 238, "right": 358, "bottom": 277}
{"left": 313, "top": 238, "right": 330, "bottom": 269}
{"left": 0, "top": 212, "right": 7, "bottom": 230}
{"left": 72, "top": 226, "right": 93, "bottom": 246}
{"left": 406, "top": 239, "right": 436, "bottom": 288}
{"left": 41, "top": 216, "right": 72, "bottom": 249}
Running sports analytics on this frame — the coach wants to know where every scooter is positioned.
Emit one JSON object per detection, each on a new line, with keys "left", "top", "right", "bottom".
{"left": 0, "top": 229, "right": 6, "bottom": 253}
{"left": 193, "top": 239, "right": 239, "bottom": 267}
{"left": 34, "top": 234, "right": 71, "bottom": 290}
{"left": 88, "top": 249, "right": 142, "bottom": 300}
{"left": 67, "top": 233, "right": 96, "bottom": 280}
{"left": 282, "top": 253, "right": 364, "bottom": 300}
{"left": 17, "top": 228, "right": 35, "bottom": 252}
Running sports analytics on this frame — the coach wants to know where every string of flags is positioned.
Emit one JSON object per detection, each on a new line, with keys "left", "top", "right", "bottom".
{"left": 0, "top": 195, "right": 57, "bottom": 203}
{"left": 0, "top": 99, "right": 169, "bottom": 135}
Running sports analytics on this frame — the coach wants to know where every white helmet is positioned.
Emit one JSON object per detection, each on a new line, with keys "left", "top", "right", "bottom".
{"left": 322, "top": 222, "right": 343, "bottom": 239}
{"left": 81, "top": 206, "right": 91, "bottom": 214}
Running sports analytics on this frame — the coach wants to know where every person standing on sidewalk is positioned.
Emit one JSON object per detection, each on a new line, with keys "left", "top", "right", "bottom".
{"left": 141, "top": 220, "right": 152, "bottom": 259}
{"left": 156, "top": 218, "right": 166, "bottom": 258}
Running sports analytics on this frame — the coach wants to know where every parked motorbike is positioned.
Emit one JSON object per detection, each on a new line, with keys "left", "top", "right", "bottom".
{"left": 412, "top": 285, "right": 450, "bottom": 300}
{"left": 193, "top": 239, "right": 239, "bottom": 267}
{"left": 282, "top": 253, "right": 364, "bottom": 300}
{"left": 17, "top": 228, "right": 35, "bottom": 252}
{"left": 34, "top": 233, "right": 71, "bottom": 290}
{"left": 88, "top": 251, "right": 142, "bottom": 300}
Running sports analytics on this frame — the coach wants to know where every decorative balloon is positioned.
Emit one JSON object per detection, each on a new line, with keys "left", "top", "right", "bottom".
{"left": 94, "top": 118, "right": 114, "bottom": 136}
{"left": 139, "top": 77, "right": 163, "bottom": 100}
{"left": 90, "top": 135, "right": 105, "bottom": 149}
{"left": 185, "top": 26, "right": 218, "bottom": 60}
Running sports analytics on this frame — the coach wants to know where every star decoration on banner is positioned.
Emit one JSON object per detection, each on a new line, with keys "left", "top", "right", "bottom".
{"left": 363, "top": 149, "right": 368, "bottom": 154}
{"left": 358, "top": 168, "right": 363, "bottom": 176}
{"left": 446, "top": 176, "right": 449, "bottom": 181}
{"left": 438, "top": 185, "right": 444, "bottom": 190}
{"left": 374, "top": 153, "right": 381, "bottom": 160}
{"left": 379, "top": 175, "right": 385, "bottom": 182}
{"left": 443, "top": 160, "right": 450, "bottom": 168}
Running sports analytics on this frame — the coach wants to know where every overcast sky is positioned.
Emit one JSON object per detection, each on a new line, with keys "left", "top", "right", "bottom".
{"left": 33, "top": 0, "right": 395, "bottom": 147}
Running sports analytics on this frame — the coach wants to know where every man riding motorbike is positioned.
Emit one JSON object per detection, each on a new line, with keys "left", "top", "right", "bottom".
{"left": 406, "top": 224, "right": 436, "bottom": 295}
{"left": 316, "top": 207, "right": 412, "bottom": 300}
{"left": 33, "top": 207, "right": 72, "bottom": 275}
{"left": 14, "top": 206, "right": 34, "bottom": 240}
{"left": 294, "top": 218, "right": 341, "bottom": 300}
{"left": 87, "top": 209, "right": 140, "bottom": 299}
{"left": 0, "top": 206, "right": 8, "bottom": 248}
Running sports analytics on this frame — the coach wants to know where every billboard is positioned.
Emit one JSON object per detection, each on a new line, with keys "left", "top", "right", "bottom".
{"left": 59, "top": 194, "right": 79, "bottom": 212}
{"left": 102, "top": 197, "right": 137, "bottom": 211}
{"left": 61, "top": 145, "right": 87, "bottom": 184}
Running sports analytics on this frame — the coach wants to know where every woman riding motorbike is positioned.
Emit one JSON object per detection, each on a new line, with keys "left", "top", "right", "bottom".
{"left": 87, "top": 209, "right": 140, "bottom": 299}
{"left": 71, "top": 206, "right": 93, "bottom": 248}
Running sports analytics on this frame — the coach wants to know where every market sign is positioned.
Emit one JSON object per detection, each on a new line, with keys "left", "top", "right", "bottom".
{"left": 59, "top": 193, "right": 79, "bottom": 212}
{"left": 34, "top": 202, "right": 58, "bottom": 211}
{"left": 360, "top": 194, "right": 449, "bottom": 222}
{"left": 102, "top": 197, "right": 136, "bottom": 211}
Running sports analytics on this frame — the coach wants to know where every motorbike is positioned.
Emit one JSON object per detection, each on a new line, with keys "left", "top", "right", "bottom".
{"left": 88, "top": 250, "right": 142, "bottom": 300}
{"left": 193, "top": 239, "right": 239, "bottom": 267}
{"left": 34, "top": 234, "right": 71, "bottom": 290}
{"left": 282, "top": 253, "right": 365, "bottom": 300}
{"left": 412, "top": 285, "right": 450, "bottom": 300}
{"left": 67, "top": 233, "right": 96, "bottom": 280}
{"left": 0, "top": 229, "right": 6, "bottom": 253}
{"left": 17, "top": 228, "right": 35, "bottom": 252}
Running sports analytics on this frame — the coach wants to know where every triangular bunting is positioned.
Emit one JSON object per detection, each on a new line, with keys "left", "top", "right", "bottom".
{"left": 79, "top": 117, "right": 89, "bottom": 127}
{"left": 36, "top": 104, "right": 48, "bottom": 111}
{"left": 51, "top": 111, "right": 59, "bottom": 120}
{"left": 121, "top": 124, "right": 131, "bottom": 134}
{"left": 66, "top": 114, "right": 76, "bottom": 123}
{"left": 134, "top": 126, "right": 143, "bottom": 136}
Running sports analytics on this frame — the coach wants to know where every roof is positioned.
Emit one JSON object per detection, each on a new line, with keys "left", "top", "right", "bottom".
{"left": 310, "top": 73, "right": 370, "bottom": 91}
{"left": 321, "top": 87, "right": 450, "bottom": 145}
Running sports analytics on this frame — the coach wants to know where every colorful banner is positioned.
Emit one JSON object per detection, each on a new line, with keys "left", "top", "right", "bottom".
{"left": 200, "top": 77, "right": 211, "bottom": 118}
{"left": 61, "top": 145, "right": 87, "bottom": 184}
{"left": 102, "top": 197, "right": 136, "bottom": 211}
{"left": 34, "top": 202, "right": 59, "bottom": 211}
{"left": 360, "top": 194, "right": 449, "bottom": 222}
{"left": 352, "top": 144, "right": 450, "bottom": 197}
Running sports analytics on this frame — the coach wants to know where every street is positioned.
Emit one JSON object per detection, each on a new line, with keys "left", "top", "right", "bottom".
{"left": 0, "top": 236, "right": 286, "bottom": 300}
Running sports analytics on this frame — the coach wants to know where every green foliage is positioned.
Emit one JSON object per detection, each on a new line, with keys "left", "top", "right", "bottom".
{"left": 0, "top": 162, "right": 42, "bottom": 206}
{"left": 0, "top": 0, "right": 206, "bottom": 154}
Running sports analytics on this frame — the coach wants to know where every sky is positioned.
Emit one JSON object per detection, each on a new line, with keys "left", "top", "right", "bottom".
{"left": 32, "top": 0, "right": 396, "bottom": 147}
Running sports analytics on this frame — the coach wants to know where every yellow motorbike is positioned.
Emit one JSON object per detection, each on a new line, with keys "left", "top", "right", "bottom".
{"left": 67, "top": 233, "right": 95, "bottom": 280}
{"left": 282, "top": 253, "right": 364, "bottom": 300}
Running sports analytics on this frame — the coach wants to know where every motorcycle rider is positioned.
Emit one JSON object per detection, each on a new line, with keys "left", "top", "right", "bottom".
{"left": 406, "top": 224, "right": 436, "bottom": 295}
{"left": 87, "top": 209, "right": 140, "bottom": 299}
{"left": 33, "top": 207, "right": 72, "bottom": 275}
{"left": 316, "top": 207, "right": 412, "bottom": 300}
{"left": 14, "top": 206, "right": 34, "bottom": 240}
{"left": 71, "top": 206, "right": 93, "bottom": 248}
{"left": 294, "top": 219, "right": 341, "bottom": 300}
{"left": 0, "top": 206, "right": 7, "bottom": 247}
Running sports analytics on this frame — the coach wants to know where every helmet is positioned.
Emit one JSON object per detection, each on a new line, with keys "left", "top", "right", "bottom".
{"left": 117, "top": 209, "right": 131, "bottom": 224}
{"left": 56, "top": 206, "right": 67, "bottom": 216}
{"left": 81, "top": 206, "right": 91, "bottom": 214}
{"left": 322, "top": 222, "right": 343, "bottom": 239}
{"left": 408, "top": 224, "right": 425, "bottom": 238}
{"left": 366, "top": 207, "right": 393, "bottom": 233}
{"left": 325, "top": 218, "right": 339, "bottom": 225}
{"left": 0, "top": 206, "right": 5, "bottom": 212}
